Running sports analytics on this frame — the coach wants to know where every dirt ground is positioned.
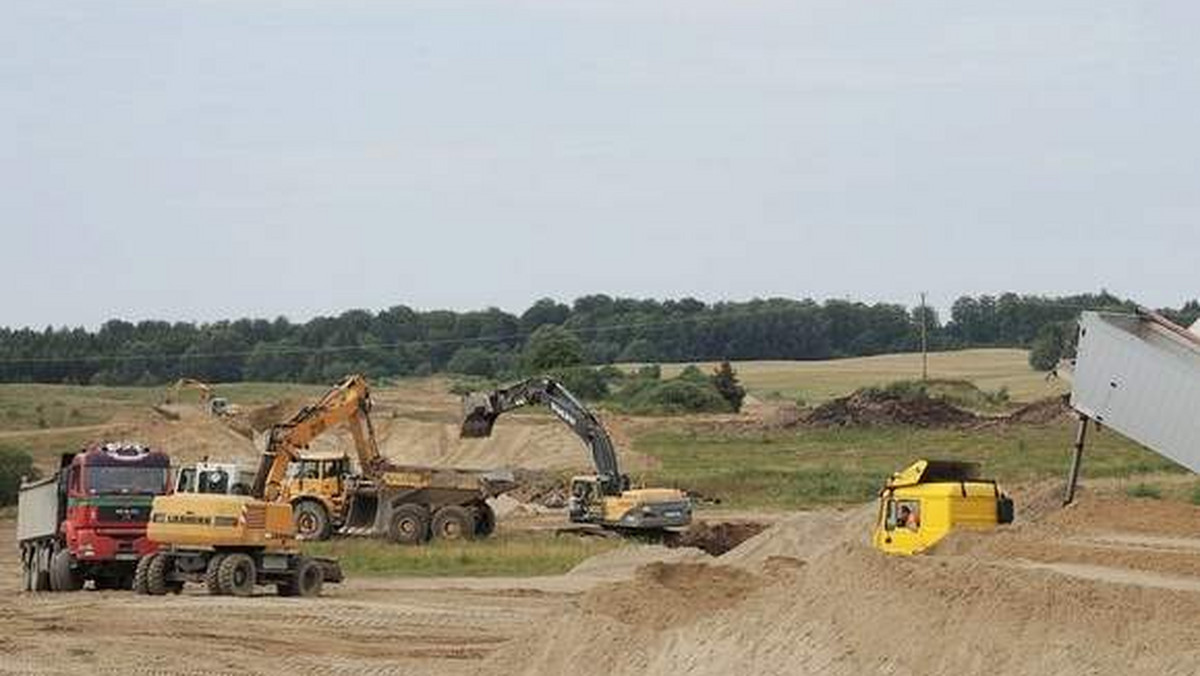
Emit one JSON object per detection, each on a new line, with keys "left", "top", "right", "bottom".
{"left": 7, "top": 491, "right": 1200, "bottom": 675}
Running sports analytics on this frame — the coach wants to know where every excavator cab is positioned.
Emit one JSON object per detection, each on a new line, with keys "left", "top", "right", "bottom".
{"left": 568, "top": 476, "right": 602, "bottom": 522}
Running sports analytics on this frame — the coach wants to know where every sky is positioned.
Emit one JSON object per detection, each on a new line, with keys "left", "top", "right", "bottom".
{"left": 3, "top": 1, "right": 1197, "bottom": 329}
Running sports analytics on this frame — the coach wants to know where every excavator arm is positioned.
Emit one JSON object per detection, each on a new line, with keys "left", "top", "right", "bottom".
{"left": 251, "top": 374, "right": 384, "bottom": 501}
{"left": 461, "top": 377, "right": 627, "bottom": 495}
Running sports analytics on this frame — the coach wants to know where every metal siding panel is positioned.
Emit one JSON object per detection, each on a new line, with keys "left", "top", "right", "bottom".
{"left": 16, "top": 478, "right": 61, "bottom": 543}
{"left": 1072, "top": 313, "right": 1200, "bottom": 473}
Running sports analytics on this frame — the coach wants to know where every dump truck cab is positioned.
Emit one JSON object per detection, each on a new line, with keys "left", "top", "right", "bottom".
{"left": 872, "top": 460, "right": 1014, "bottom": 555}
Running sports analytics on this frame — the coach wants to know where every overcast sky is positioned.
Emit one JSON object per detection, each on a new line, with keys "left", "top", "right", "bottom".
{"left": 3, "top": 1, "right": 1196, "bottom": 329}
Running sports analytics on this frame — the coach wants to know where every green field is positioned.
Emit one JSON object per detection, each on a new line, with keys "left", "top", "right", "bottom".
{"left": 632, "top": 421, "right": 1187, "bottom": 510}
{"left": 655, "top": 348, "right": 1065, "bottom": 404}
{"left": 303, "top": 531, "right": 621, "bottom": 577}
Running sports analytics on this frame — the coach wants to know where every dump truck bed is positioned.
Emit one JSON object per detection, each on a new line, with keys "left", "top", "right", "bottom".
{"left": 17, "top": 476, "right": 62, "bottom": 543}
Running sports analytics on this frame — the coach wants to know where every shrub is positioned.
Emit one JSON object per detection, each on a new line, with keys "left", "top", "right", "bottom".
{"left": 0, "top": 446, "right": 37, "bottom": 506}
{"left": 1126, "top": 483, "right": 1162, "bottom": 500}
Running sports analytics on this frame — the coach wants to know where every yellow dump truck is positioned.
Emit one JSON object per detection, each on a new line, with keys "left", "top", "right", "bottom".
{"left": 872, "top": 459, "right": 1014, "bottom": 555}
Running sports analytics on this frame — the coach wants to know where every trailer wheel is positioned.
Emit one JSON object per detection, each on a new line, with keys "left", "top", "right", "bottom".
{"left": 205, "top": 554, "right": 227, "bottom": 596}
{"left": 145, "top": 553, "right": 171, "bottom": 596}
{"left": 473, "top": 501, "right": 496, "bottom": 538}
{"left": 293, "top": 500, "right": 332, "bottom": 541}
{"left": 387, "top": 504, "right": 430, "bottom": 545}
{"left": 218, "top": 553, "right": 256, "bottom": 597}
{"left": 21, "top": 553, "right": 33, "bottom": 592}
{"left": 431, "top": 505, "right": 476, "bottom": 541}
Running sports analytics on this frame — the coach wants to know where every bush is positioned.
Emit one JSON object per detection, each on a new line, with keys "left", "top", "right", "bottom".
{"left": 710, "top": 361, "right": 746, "bottom": 413}
{"left": 0, "top": 446, "right": 37, "bottom": 506}
{"left": 524, "top": 326, "right": 585, "bottom": 371}
{"left": 548, "top": 367, "right": 610, "bottom": 400}
{"left": 618, "top": 379, "right": 730, "bottom": 415}
{"left": 447, "top": 347, "right": 498, "bottom": 378}
{"left": 1126, "top": 483, "right": 1162, "bottom": 500}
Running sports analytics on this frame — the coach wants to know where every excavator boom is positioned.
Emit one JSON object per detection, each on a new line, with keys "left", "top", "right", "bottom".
{"left": 461, "top": 377, "right": 626, "bottom": 494}
{"left": 251, "top": 374, "right": 383, "bottom": 501}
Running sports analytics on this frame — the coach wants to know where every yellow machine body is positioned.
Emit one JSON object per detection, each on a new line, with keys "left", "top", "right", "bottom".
{"left": 147, "top": 493, "right": 296, "bottom": 551}
{"left": 872, "top": 459, "right": 1013, "bottom": 556}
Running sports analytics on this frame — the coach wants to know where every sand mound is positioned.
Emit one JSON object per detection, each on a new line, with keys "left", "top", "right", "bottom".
{"left": 494, "top": 496, "right": 1200, "bottom": 676}
{"left": 566, "top": 544, "right": 709, "bottom": 582}
{"left": 805, "top": 389, "right": 977, "bottom": 427}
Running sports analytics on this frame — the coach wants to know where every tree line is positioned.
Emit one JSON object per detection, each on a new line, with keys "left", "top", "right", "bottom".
{"left": 0, "top": 292, "right": 1196, "bottom": 386}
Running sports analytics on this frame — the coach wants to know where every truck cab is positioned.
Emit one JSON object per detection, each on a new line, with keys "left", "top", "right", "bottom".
{"left": 872, "top": 459, "right": 1014, "bottom": 555}
{"left": 19, "top": 442, "right": 171, "bottom": 591}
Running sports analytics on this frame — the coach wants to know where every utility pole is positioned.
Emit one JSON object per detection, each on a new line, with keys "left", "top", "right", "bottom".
{"left": 920, "top": 292, "right": 929, "bottom": 382}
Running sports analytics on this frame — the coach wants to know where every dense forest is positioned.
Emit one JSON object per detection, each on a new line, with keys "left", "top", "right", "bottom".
{"left": 0, "top": 292, "right": 1196, "bottom": 386}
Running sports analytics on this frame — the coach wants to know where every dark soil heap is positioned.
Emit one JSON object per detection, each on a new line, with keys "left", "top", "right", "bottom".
{"left": 805, "top": 387, "right": 978, "bottom": 427}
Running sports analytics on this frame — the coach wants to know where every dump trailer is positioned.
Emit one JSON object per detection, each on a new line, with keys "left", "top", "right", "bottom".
{"left": 1063, "top": 309, "right": 1200, "bottom": 502}
{"left": 282, "top": 450, "right": 517, "bottom": 543}
{"left": 18, "top": 443, "right": 171, "bottom": 591}
{"left": 872, "top": 459, "right": 1014, "bottom": 555}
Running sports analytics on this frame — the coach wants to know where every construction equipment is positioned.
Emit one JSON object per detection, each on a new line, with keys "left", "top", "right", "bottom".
{"left": 872, "top": 459, "right": 1014, "bottom": 555}
{"left": 260, "top": 375, "right": 517, "bottom": 543}
{"left": 19, "top": 443, "right": 171, "bottom": 591}
{"left": 1064, "top": 308, "right": 1200, "bottom": 503}
{"left": 166, "top": 378, "right": 237, "bottom": 417}
{"left": 460, "top": 377, "right": 692, "bottom": 533}
{"left": 173, "top": 460, "right": 255, "bottom": 496}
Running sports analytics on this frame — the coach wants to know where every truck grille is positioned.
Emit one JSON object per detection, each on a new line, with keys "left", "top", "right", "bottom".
{"left": 98, "top": 504, "right": 151, "bottom": 524}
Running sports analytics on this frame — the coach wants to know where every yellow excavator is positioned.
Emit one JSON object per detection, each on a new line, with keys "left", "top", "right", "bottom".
{"left": 461, "top": 377, "right": 692, "bottom": 533}
{"left": 165, "top": 377, "right": 236, "bottom": 417}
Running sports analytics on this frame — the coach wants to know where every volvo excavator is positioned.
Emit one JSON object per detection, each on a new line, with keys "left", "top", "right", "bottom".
{"left": 461, "top": 377, "right": 692, "bottom": 533}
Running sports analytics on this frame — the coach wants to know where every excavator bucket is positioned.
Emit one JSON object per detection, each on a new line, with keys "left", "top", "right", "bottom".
{"left": 460, "top": 408, "right": 497, "bottom": 438}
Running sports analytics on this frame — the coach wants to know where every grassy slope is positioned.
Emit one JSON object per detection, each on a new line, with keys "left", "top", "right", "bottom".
{"left": 654, "top": 348, "right": 1066, "bottom": 404}
{"left": 304, "top": 532, "right": 620, "bottom": 577}
{"left": 633, "top": 422, "right": 1187, "bottom": 510}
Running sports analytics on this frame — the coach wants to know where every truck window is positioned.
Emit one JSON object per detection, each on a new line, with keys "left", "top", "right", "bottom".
{"left": 198, "top": 469, "right": 229, "bottom": 494}
{"left": 177, "top": 468, "right": 196, "bottom": 493}
{"left": 87, "top": 467, "right": 169, "bottom": 495}
{"left": 885, "top": 499, "right": 921, "bottom": 532}
{"left": 299, "top": 461, "right": 320, "bottom": 480}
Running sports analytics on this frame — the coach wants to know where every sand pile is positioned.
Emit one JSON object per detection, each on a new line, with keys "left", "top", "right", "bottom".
{"left": 493, "top": 496, "right": 1200, "bottom": 676}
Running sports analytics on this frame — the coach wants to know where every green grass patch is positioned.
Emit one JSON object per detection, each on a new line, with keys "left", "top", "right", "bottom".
{"left": 303, "top": 532, "right": 622, "bottom": 577}
{"left": 632, "top": 421, "right": 1183, "bottom": 510}
{"left": 1126, "top": 483, "right": 1164, "bottom": 500}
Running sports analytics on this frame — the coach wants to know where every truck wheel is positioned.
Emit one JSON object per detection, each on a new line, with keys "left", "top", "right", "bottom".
{"left": 294, "top": 501, "right": 332, "bottom": 541}
{"left": 50, "top": 549, "right": 83, "bottom": 592}
{"left": 473, "top": 501, "right": 496, "bottom": 538}
{"left": 205, "top": 554, "right": 227, "bottom": 596}
{"left": 133, "top": 554, "right": 154, "bottom": 595}
{"left": 388, "top": 504, "right": 430, "bottom": 545}
{"left": 146, "top": 553, "right": 171, "bottom": 596}
{"left": 278, "top": 556, "right": 323, "bottom": 598}
{"left": 21, "top": 552, "right": 34, "bottom": 592}
{"left": 218, "top": 553, "right": 256, "bottom": 597}
{"left": 431, "top": 505, "right": 476, "bottom": 541}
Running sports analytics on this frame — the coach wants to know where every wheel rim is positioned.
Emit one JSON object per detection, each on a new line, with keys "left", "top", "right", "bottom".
{"left": 399, "top": 518, "right": 416, "bottom": 536}
{"left": 297, "top": 513, "right": 317, "bottom": 536}
{"left": 234, "top": 564, "right": 249, "bottom": 588}
{"left": 442, "top": 521, "right": 461, "bottom": 538}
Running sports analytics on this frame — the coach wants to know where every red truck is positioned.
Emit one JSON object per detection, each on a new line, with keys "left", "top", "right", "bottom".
{"left": 18, "top": 443, "right": 171, "bottom": 591}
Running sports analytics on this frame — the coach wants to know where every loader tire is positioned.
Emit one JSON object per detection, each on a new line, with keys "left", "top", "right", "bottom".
{"left": 21, "top": 555, "right": 33, "bottom": 592}
{"left": 293, "top": 500, "right": 332, "bottom": 541}
{"left": 205, "top": 554, "right": 227, "bottom": 596}
{"left": 387, "top": 504, "right": 430, "bottom": 545}
{"left": 431, "top": 505, "right": 475, "bottom": 541}
{"left": 473, "top": 501, "right": 496, "bottom": 538}
{"left": 278, "top": 556, "right": 323, "bottom": 598}
{"left": 218, "top": 553, "right": 256, "bottom": 597}
{"left": 133, "top": 555, "right": 153, "bottom": 595}
{"left": 145, "top": 553, "right": 171, "bottom": 596}
{"left": 50, "top": 549, "right": 83, "bottom": 592}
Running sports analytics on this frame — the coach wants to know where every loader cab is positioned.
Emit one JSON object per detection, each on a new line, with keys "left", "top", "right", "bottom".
{"left": 175, "top": 462, "right": 254, "bottom": 496}
{"left": 280, "top": 451, "right": 350, "bottom": 512}
{"left": 873, "top": 459, "right": 1014, "bottom": 555}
